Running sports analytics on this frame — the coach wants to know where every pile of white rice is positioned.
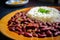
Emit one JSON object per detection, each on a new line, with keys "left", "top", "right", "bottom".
{"left": 26, "top": 6, "right": 60, "bottom": 22}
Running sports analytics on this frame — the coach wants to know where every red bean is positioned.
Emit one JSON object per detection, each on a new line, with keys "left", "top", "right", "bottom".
{"left": 41, "top": 28, "right": 49, "bottom": 31}
{"left": 27, "top": 23, "right": 33, "bottom": 27}
{"left": 15, "top": 19, "right": 20, "bottom": 24}
{"left": 8, "top": 22, "right": 13, "bottom": 26}
{"left": 17, "top": 31, "right": 24, "bottom": 35}
{"left": 16, "top": 27, "right": 22, "bottom": 32}
{"left": 39, "top": 22, "right": 47, "bottom": 26}
{"left": 46, "top": 22, "right": 52, "bottom": 26}
{"left": 16, "top": 24, "right": 20, "bottom": 27}
{"left": 27, "top": 29, "right": 32, "bottom": 33}
{"left": 40, "top": 25, "right": 48, "bottom": 28}
{"left": 23, "top": 16, "right": 26, "bottom": 19}
{"left": 38, "top": 33, "right": 46, "bottom": 38}
{"left": 24, "top": 32, "right": 32, "bottom": 37}
{"left": 54, "top": 32, "right": 58, "bottom": 36}
{"left": 24, "top": 22, "right": 28, "bottom": 24}
{"left": 56, "top": 22, "right": 60, "bottom": 26}
{"left": 27, "top": 18, "right": 34, "bottom": 23}
{"left": 21, "top": 32, "right": 24, "bottom": 35}
{"left": 33, "top": 33, "right": 38, "bottom": 37}
{"left": 33, "top": 23, "right": 39, "bottom": 28}
{"left": 22, "top": 25, "right": 26, "bottom": 32}
{"left": 50, "top": 27, "right": 57, "bottom": 32}
{"left": 19, "top": 12, "right": 23, "bottom": 16}
{"left": 46, "top": 30, "right": 52, "bottom": 37}
{"left": 56, "top": 26, "right": 60, "bottom": 30}
{"left": 36, "top": 29, "right": 40, "bottom": 33}
{"left": 27, "top": 23, "right": 39, "bottom": 28}
{"left": 11, "top": 17, "right": 15, "bottom": 22}
{"left": 52, "top": 23, "right": 56, "bottom": 26}
{"left": 39, "top": 23, "right": 43, "bottom": 26}
{"left": 58, "top": 31, "right": 60, "bottom": 35}
{"left": 54, "top": 26, "right": 58, "bottom": 28}
{"left": 8, "top": 27, "right": 15, "bottom": 31}
{"left": 54, "top": 31, "right": 60, "bottom": 35}
{"left": 8, "top": 20, "right": 11, "bottom": 24}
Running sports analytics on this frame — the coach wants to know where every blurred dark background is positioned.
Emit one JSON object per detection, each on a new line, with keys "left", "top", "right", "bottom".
{"left": 0, "top": 0, "right": 60, "bottom": 40}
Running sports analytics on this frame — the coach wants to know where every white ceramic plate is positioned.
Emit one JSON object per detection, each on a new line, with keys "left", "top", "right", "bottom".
{"left": 5, "top": 0, "right": 29, "bottom": 6}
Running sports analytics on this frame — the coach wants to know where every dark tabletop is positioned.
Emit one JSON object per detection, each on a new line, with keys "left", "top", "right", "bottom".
{"left": 0, "top": 0, "right": 60, "bottom": 40}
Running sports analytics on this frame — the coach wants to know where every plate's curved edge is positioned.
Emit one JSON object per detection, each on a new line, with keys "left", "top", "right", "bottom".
{"left": 0, "top": 7, "right": 31, "bottom": 40}
{"left": 5, "top": 0, "right": 29, "bottom": 6}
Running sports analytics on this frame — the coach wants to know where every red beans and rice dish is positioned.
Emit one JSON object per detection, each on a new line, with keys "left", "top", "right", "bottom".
{"left": 8, "top": 11, "right": 60, "bottom": 38}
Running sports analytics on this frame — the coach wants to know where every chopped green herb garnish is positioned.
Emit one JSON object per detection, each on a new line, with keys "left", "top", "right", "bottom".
{"left": 38, "top": 8, "right": 50, "bottom": 14}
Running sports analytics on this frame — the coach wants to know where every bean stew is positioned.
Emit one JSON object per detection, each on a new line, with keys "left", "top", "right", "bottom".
{"left": 8, "top": 11, "right": 60, "bottom": 38}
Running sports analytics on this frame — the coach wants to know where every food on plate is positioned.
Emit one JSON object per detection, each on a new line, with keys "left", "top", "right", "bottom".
{"left": 11, "top": 0, "right": 25, "bottom": 5}
{"left": 8, "top": 7, "right": 60, "bottom": 38}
